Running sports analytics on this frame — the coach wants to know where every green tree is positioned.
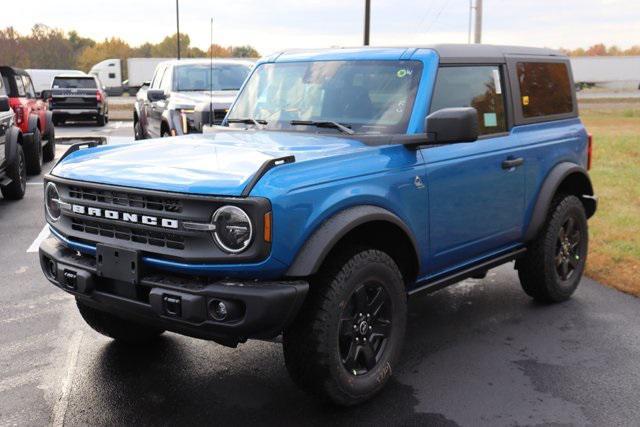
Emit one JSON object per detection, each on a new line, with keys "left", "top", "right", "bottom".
{"left": 77, "top": 37, "right": 132, "bottom": 72}
{"left": 231, "top": 45, "right": 260, "bottom": 58}
{"left": 21, "top": 24, "right": 75, "bottom": 68}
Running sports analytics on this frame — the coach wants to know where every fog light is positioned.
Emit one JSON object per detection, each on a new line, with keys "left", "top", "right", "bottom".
{"left": 209, "top": 299, "right": 228, "bottom": 321}
{"left": 47, "top": 259, "right": 57, "bottom": 278}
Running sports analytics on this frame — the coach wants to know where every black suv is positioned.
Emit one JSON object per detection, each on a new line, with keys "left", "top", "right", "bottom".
{"left": 46, "top": 75, "right": 109, "bottom": 126}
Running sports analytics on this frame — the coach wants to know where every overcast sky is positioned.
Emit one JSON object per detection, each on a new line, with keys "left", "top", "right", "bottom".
{"left": 5, "top": 0, "right": 640, "bottom": 55}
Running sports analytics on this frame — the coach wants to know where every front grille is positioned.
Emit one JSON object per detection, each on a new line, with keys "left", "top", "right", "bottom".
{"left": 71, "top": 217, "right": 185, "bottom": 250}
{"left": 69, "top": 186, "right": 183, "bottom": 213}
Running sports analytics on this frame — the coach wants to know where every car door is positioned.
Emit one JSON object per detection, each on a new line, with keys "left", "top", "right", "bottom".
{"left": 149, "top": 66, "right": 170, "bottom": 137}
{"left": 423, "top": 64, "right": 526, "bottom": 274}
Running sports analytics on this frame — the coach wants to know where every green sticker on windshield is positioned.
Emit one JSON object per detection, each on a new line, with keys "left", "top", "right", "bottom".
{"left": 397, "top": 69, "right": 412, "bottom": 78}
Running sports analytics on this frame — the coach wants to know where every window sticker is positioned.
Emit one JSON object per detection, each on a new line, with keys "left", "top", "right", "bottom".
{"left": 492, "top": 69, "right": 502, "bottom": 94}
{"left": 396, "top": 69, "right": 413, "bottom": 78}
{"left": 484, "top": 112, "right": 498, "bottom": 127}
{"left": 522, "top": 95, "right": 530, "bottom": 106}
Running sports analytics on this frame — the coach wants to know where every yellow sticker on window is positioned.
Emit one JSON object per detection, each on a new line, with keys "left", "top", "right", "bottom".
{"left": 522, "top": 96, "right": 530, "bottom": 106}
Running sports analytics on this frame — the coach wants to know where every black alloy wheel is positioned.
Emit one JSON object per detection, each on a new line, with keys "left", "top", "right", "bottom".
{"left": 339, "top": 282, "right": 392, "bottom": 376}
{"left": 556, "top": 216, "right": 582, "bottom": 281}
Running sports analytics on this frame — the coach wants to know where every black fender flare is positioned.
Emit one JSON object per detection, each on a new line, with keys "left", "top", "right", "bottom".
{"left": 524, "top": 162, "right": 596, "bottom": 242}
{"left": 286, "top": 205, "right": 420, "bottom": 277}
{"left": 4, "top": 126, "right": 22, "bottom": 166}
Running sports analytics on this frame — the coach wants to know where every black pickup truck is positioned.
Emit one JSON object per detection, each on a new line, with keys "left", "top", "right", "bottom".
{"left": 45, "top": 75, "right": 109, "bottom": 126}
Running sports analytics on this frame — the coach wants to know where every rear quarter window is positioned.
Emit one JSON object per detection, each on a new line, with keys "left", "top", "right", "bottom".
{"left": 516, "top": 62, "right": 573, "bottom": 118}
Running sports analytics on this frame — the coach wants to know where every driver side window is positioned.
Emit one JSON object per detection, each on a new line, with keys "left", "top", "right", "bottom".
{"left": 430, "top": 65, "right": 507, "bottom": 136}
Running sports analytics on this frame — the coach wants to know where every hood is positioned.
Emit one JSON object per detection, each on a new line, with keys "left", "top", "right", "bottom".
{"left": 170, "top": 91, "right": 237, "bottom": 108}
{"left": 52, "top": 130, "right": 371, "bottom": 196}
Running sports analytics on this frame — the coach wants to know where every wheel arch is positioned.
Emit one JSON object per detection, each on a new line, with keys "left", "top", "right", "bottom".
{"left": 286, "top": 205, "right": 420, "bottom": 286}
{"left": 524, "top": 162, "right": 596, "bottom": 242}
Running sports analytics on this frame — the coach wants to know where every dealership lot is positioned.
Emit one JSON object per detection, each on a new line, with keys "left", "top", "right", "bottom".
{"left": 0, "top": 125, "right": 639, "bottom": 426}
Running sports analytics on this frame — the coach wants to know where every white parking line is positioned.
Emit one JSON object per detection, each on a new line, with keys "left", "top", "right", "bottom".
{"left": 27, "top": 225, "right": 50, "bottom": 253}
{"left": 51, "top": 330, "right": 83, "bottom": 427}
{"left": 27, "top": 182, "right": 44, "bottom": 186}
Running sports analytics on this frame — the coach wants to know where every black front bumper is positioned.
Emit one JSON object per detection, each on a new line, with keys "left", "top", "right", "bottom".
{"left": 39, "top": 237, "right": 308, "bottom": 346}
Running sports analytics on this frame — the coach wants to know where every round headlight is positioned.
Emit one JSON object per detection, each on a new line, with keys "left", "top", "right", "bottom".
{"left": 212, "top": 206, "right": 253, "bottom": 253}
{"left": 45, "top": 182, "right": 61, "bottom": 221}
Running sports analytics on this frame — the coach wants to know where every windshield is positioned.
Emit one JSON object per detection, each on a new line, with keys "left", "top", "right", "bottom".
{"left": 227, "top": 60, "right": 422, "bottom": 134}
{"left": 173, "top": 64, "right": 250, "bottom": 92}
{"left": 52, "top": 77, "right": 96, "bottom": 89}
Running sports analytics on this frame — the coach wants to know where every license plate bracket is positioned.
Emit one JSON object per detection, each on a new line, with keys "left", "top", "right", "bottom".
{"left": 96, "top": 244, "right": 141, "bottom": 284}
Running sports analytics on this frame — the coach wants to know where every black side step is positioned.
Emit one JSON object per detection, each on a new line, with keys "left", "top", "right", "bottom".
{"left": 241, "top": 155, "right": 295, "bottom": 196}
{"left": 408, "top": 247, "right": 527, "bottom": 296}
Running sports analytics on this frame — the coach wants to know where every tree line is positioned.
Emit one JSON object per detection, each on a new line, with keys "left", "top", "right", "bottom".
{"left": 0, "top": 24, "right": 259, "bottom": 78}
{"left": 560, "top": 44, "right": 640, "bottom": 57}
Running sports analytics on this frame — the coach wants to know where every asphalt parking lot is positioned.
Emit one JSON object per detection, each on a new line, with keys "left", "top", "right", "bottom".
{"left": 1, "top": 123, "right": 640, "bottom": 426}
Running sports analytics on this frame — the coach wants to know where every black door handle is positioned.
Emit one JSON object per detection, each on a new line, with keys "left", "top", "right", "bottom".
{"left": 502, "top": 157, "right": 524, "bottom": 169}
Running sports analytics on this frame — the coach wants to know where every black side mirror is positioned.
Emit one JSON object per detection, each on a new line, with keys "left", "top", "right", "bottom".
{"left": 40, "top": 90, "right": 52, "bottom": 100}
{"left": 424, "top": 107, "right": 479, "bottom": 144}
{"left": 0, "top": 96, "right": 10, "bottom": 112}
{"left": 147, "top": 89, "right": 167, "bottom": 102}
{"left": 142, "top": 81, "right": 151, "bottom": 87}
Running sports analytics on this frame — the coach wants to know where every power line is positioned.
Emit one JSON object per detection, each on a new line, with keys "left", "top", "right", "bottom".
{"left": 423, "top": 0, "right": 450, "bottom": 34}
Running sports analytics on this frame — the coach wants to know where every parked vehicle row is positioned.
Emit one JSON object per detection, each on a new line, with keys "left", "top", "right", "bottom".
{"left": 39, "top": 44, "right": 596, "bottom": 405}
{"left": 134, "top": 59, "right": 252, "bottom": 139}
{"left": 0, "top": 66, "right": 55, "bottom": 176}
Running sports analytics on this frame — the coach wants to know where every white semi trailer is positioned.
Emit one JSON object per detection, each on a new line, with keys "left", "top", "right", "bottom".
{"left": 571, "top": 56, "right": 640, "bottom": 90}
{"left": 89, "top": 58, "right": 172, "bottom": 95}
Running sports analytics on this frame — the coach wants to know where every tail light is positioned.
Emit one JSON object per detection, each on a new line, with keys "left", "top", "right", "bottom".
{"left": 14, "top": 105, "right": 24, "bottom": 125}
{"left": 587, "top": 133, "right": 593, "bottom": 170}
{"left": 96, "top": 91, "right": 102, "bottom": 103}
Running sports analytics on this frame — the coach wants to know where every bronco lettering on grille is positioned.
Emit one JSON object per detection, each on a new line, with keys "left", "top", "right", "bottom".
{"left": 71, "top": 204, "right": 179, "bottom": 229}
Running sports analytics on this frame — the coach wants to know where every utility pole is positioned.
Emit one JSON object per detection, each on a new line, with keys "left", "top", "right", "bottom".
{"left": 468, "top": 0, "right": 473, "bottom": 44}
{"left": 176, "top": 0, "right": 181, "bottom": 59}
{"left": 474, "top": 0, "right": 483, "bottom": 44}
{"left": 364, "top": 0, "right": 370, "bottom": 46}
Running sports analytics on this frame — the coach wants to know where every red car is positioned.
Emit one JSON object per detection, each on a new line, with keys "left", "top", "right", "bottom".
{"left": 0, "top": 66, "right": 55, "bottom": 174}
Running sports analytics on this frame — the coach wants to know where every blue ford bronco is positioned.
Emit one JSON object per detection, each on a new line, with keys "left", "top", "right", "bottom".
{"left": 39, "top": 45, "right": 597, "bottom": 405}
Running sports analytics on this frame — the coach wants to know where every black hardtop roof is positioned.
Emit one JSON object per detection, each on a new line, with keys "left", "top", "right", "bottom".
{"left": 274, "top": 44, "right": 567, "bottom": 64}
{"left": 0, "top": 66, "right": 29, "bottom": 77}
{"left": 424, "top": 44, "right": 566, "bottom": 62}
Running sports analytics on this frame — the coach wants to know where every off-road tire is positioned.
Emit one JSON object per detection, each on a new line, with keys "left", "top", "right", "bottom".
{"left": 283, "top": 248, "right": 407, "bottom": 406}
{"left": 96, "top": 114, "right": 106, "bottom": 127}
{"left": 1, "top": 144, "right": 26, "bottom": 200}
{"left": 24, "top": 127, "right": 43, "bottom": 175}
{"left": 76, "top": 300, "right": 165, "bottom": 344}
{"left": 43, "top": 124, "right": 56, "bottom": 163}
{"left": 517, "top": 194, "right": 588, "bottom": 303}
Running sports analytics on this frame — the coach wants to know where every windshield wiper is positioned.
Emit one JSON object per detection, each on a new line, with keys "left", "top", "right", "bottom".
{"left": 289, "top": 120, "right": 354, "bottom": 135}
{"left": 227, "top": 118, "right": 268, "bottom": 126}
